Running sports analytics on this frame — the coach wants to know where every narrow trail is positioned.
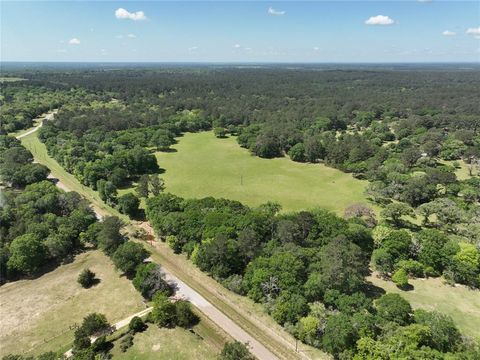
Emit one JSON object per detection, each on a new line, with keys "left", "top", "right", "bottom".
{"left": 16, "top": 117, "right": 285, "bottom": 360}
{"left": 64, "top": 307, "right": 153, "bottom": 358}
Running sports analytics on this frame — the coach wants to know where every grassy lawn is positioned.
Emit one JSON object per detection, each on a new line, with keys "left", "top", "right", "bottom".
{"left": 0, "top": 251, "right": 146, "bottom": 357}
{"left": 155, "top": 131, "right": 370, "bottom": 214}
{"left": 109, "top": 310, "right": 229, "bottom": 360}
{"left": 368, "top": 274, "right": 480, "bottom": 338}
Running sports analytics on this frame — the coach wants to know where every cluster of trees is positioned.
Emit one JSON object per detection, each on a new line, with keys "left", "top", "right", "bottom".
{"left": 0, "top": 136, "right": 49, "bottom": 187}
{"left": 0, "top": 82, "right": 102, "bottom": 133}
{"left": 0, "top": 150, "right": 97, "bottom": 282}
{"left": 145, "top": 193, "right": 479, "bottom": 358}
{"left": 372, "top": 225, "right": 480, "bottom": 288}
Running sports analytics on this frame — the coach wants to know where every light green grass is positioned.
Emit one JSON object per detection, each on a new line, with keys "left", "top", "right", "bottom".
{"left": 109, "top": 310, "right": 229, "bottom": 360}
{"left": 368, "top": 274, "right": 480, "bottom": 338}
{"left": 440, "top": 160, "right": 478, "bottom": 180}
{"left": 0, "top": 251, "right": 146, "bottom": 357}
{"left": 155, "top": 131, "right": 370, "bottom": 214}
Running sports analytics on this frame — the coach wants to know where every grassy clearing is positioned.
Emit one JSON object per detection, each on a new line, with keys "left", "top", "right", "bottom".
{"left": 155, "top": 131, "right": 370, "bottom": 214}
{"left": 368, "top": 274, "right": 480, "bottom": 338}
{"left": 18, "top": 131, "right": 312, "bottom": 359}
{"left": 0, "top": 251, "right": 146, "bottom": 357}
{"left": 440, "top": 159, "right": 478, "bottom": 180}
{"left": 109, "top": 310, "right": 229, "bottom": 360}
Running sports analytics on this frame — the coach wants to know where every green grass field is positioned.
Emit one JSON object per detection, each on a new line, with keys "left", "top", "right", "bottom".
{"left": 155, "top": 131, "right": 370, "bottom": 214}
{"left": 368, "top": 274, "right": 480, "bottom": 338}
{"left": 109, "top": 311, "right": 229, "bottom": 360}
{"left": 0, "top": 251, "right": 146, "bottom": 357}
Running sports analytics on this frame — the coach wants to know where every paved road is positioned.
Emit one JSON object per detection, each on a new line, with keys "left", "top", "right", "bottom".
{"left": 18, "top": 119, "right": 281, "bottom": 360}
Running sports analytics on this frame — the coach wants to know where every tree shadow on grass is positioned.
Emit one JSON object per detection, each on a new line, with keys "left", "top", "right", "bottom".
{"left": 362, "top": 282, "right": 387, "bottom": 299}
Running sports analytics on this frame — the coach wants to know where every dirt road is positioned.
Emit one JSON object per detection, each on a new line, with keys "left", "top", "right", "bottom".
{"left": 17, "top": 121, "right": 281, "bottom": 360}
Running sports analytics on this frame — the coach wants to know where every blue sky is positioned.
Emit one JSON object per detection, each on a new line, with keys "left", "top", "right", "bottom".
{"left": 1, "top": 1, "right": 479, "bottom": 62}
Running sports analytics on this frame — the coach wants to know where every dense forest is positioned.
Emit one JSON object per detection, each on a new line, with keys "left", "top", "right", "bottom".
{"left": 1, "top": 66, "right": 479, "bottom": 358}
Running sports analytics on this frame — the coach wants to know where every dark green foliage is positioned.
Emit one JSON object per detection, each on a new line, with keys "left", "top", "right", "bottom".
{"left": 77, "top": 268, "right": 96, "bottom": 288}
{"left": 414, "top": 310, "right": 462, "bottom": 352}
{"left": 322, "top": 313, "right": 357, "bottom": 356}
{"left": 271, "top": 292, "right": 308, "bottom": 325}
{"left": 175, "top": 300, "right": 199, "bottom": 328}
{"left": 128, "top": 316, "right": 147, "bottom": 334}
{"left": 112, "top": 241, "right": 149, "bottom": 275}
{"left": 288, "top": 143, "right": 306, "bottom": 162}
{"left": 117, "top": 193, "right": 140, "bottom": 218}
{"left": 375, "top": 293, "right": 413, "bottom": 326}
{"left": 119, "top": 333, "right": 134, "bottom": 352}
{"left": 132, "top": 263, "right": 173, "bottom": 300}
{"left": 220, "top": 341, "right": 254, "bottom": 360}
{"left": 150, "top": 292, "right": 176, "bottom": 328}
{"left": 96, "top": 216, "right": 125, "bottom": 255}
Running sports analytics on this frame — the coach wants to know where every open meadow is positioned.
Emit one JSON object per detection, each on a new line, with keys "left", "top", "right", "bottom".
{"left": 155, "top": 131, "right": 370, "bottom": 214}
{"left": 0, "top": 251, "right": 146, "bottom": 357}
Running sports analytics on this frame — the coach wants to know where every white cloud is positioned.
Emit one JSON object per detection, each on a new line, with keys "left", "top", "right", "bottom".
{"left": 100, "top": 49, "right": 108, "bottom": 56}
{"left": 127, "top": 33, "right": 136, "bottom": 38}
{"left": 116, "top": 35, "right": 124, "bottom": 39}
{"left": 68, "top": 38, "right": 80, "bottom": 45}
{"left": 313, "top": 47, "right": 320, "bottom": 51}
{"left": 466, "top": 27, "right": 480, "bottom": 35}
{"left": 268, "top": 7, "right": 285, "bottom": 16}
{"left": 188, "top": 46, "right": 198, "bottom": 51}
{"left": 233, "top": 44, "right": 241, "bottom": 48}
{"left": 365, "top": 15, "right": 395, "bottom": 26}
{"left": 115, "top": 8, "right": 146, "bottom": 21}
{"left": 442, "top": 30, "right": 456, "bottom": 36}
{"left": 417, "top": 0, "right": 432, "bottom": 3}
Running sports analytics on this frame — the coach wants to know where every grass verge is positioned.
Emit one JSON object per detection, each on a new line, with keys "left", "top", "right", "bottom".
{"left": 0, "top": 251, "right": 146, "bottom": 357}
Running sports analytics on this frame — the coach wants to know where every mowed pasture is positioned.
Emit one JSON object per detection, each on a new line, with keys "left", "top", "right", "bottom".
{"left": 156, "top": 131, "right": 370, "bottom": 214}
{"left": 0, "top": 251, "right": 146, "bottom": 357}
{"left": 109, "top": 312, "right": 229, "bottom": 360}
{"left": 368, "top": 274, "right": 480, "bottom": 338}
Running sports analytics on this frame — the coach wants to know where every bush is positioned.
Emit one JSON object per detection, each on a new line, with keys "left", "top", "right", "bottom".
{"left": 77, "top": 268, "right": 96, "bottom": 288}
{"left": 120, "top": 333, "right": 134, "bottom": 352}
{"left": 151, "top": 292, "right": 176, "bottom": 327}
{"left": 395, "top": 259, "right": 425, "bottom": 278}
{"left": 392, "top": 268, "right": 409, "bottom": 289}
{"left": 175, "top": 300, "right": 199, "bottom": 328}
{"left": 133, "top": 263, "right": 173, "bottom": 300}
{"left": 117, "top": 193, "right": 140, "bottom": 218}
{"left": 129, "top": 316, "right": 147, "bottom": 333}
{"left": 220, "top": 341, "right": 254, "bottom": 360}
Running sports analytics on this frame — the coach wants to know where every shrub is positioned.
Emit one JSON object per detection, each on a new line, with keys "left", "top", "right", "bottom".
{"left": 175, "top": 300, "right": 199, "bottom": 328}
{"left": 120, "top": 333, "right": 134, "bottom": 352}
{"left": 77, "top": 268, "right": 96, "bottom": 288}
{"left": 392, "top": 268, "right": 409, "bottom": 289}
{"left": 395, "top": 259, "right": 425, "bottom": 278}
{"left": 129, "top": 316, "right": 147, "bottom": 334}
{"left": 220, "top": 341, "right": 254, "bottom": 360}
